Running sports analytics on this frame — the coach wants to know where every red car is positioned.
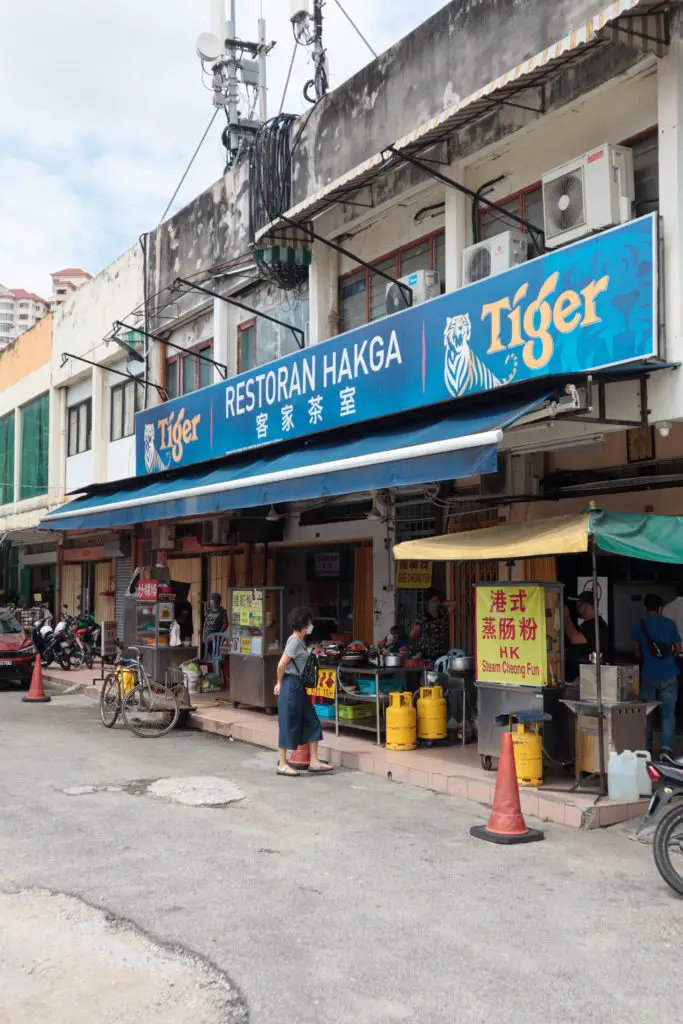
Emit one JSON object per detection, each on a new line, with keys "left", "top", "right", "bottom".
{"left": 0, "top": 609, "right": 35, "bottom": 686}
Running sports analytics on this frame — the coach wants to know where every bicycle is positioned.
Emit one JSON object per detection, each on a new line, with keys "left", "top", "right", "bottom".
{"left": 99, "top": 646, "right": 179, "bottom": 738}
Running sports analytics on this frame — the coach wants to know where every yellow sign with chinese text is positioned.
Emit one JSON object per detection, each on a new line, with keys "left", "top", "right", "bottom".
{"left": 475, "top": 584, "right": 547, "bottom": 686}
{"left": 396, "top": 560, "right": 433, "bottom": 589}
{"left": 306, "top": 666, "right": 336, "bottom": 699}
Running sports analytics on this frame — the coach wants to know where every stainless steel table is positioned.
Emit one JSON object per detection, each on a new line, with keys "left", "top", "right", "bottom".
{"left": 334, "top": 665, "right": 425, "bottom": 744}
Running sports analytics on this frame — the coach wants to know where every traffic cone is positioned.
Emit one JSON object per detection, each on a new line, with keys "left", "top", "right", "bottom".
{"left": 22, "top": 654, "right": 52, "bottom": 704}
{"left": 470, "top": 732, "right": 543, "bottom": 844}
{"left": 287, "top": 744, "right": 310, "bottom": 769}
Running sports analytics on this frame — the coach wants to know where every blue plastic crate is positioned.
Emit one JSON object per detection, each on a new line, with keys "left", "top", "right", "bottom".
{"left": 357, "top": 676, "right": 403, "bottom": 696}
{"left": 315, "top": 703, "right": 337, "bottom": 719}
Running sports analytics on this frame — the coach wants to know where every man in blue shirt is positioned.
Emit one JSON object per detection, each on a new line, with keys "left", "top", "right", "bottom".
{"left": 631, "top": 593, "right": 681, "bottom": 755}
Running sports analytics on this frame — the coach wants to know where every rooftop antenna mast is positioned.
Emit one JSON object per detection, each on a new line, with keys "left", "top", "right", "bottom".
{"left": 291, "top": 0, "right": 328, "bottom": 103}
{"left": 197, "top": 0, "right": 274, "bottom": 168}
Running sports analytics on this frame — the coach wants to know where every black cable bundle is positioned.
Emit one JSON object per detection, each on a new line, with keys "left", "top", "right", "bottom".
{"left": 249, "top": 114, "right": 308, "bottom": 290}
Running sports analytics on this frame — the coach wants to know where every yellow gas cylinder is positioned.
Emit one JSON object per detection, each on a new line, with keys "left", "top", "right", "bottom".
{"left": 512, "top": 723, "right": 543, "bottom": 787}
{"left": 416, "top": 686, "right": 448, "bottom": 743}
{"left": 386, "top": 692, "right": 417, "bottom": 751}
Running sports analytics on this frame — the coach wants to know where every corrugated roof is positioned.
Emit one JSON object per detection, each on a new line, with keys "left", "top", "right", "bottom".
{"left": 256, "top": 0, "right": 672, "bottom": 243}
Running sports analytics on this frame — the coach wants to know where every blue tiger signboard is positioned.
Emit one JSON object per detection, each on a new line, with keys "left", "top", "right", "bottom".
{"left": 136, "top": 214, "right": 657, "bottom": 475}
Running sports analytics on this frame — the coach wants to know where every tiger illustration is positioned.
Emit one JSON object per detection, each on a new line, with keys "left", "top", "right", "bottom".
{"left": 144, "top": 423, "right": 168, "bottom": 474}
{"left": 443, "top": 313, "right": 518, "bottom": 399}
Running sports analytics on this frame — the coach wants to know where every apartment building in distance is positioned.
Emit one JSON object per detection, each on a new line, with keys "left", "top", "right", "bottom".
{"left": 50, "top": 268, "right": 92, "bottom": 311}
{"left": 0, "top": 286, "right": 49, "bottom": 350}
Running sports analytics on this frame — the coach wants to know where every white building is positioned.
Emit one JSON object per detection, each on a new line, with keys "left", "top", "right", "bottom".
{"left": 0, "top": 287, "right": 49, "bottom": 350}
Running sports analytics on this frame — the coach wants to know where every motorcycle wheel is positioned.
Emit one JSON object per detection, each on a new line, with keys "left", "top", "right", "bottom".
{"left": 41, "top": 650, "right": 55, "bottom": 668}
{"left": 84, "top": 650, "right": 94, "bottom": 669}
{"left": 58, "top": 654, "right": 71, "bottom": 671}
{"left": 653, "top": 802, "right": 683, "bottom": 896}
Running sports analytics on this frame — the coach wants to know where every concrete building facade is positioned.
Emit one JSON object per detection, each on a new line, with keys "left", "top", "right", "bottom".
{"left": 37, "top": 0, "right": 683, "bottom": 646}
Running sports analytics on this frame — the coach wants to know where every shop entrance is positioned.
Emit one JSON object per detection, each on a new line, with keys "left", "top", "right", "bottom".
{"left": 274, "top": 542, "right": 372, "bottom": 644}
{"left": 557, "top": 551, "right": 683, "bottom": 744}
{"left": 167, "top": 557, "right": 202, "bottom": 647}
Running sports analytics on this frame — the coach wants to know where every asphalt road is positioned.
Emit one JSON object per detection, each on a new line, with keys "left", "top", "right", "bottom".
{"left": 0, "top": 691, "right": 681, "bottom": 1024}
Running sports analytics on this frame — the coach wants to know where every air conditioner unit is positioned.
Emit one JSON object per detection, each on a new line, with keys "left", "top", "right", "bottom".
{"left": 542, "top": 144, "right": 634, "bottom": 248}
{"left": 202, "top": 517, "right": 232, "bottom": 546}
{"left": 151, "top": 525, "right": 175, "bottom": 551}
{"left": 385, "top": 269, "right": 440, "bottom": 315}
{"left": 480, "top": 453, "right": 542, "bottom": 499}
{"left": 462, "top": 231, "right": 527, "bottom": 285}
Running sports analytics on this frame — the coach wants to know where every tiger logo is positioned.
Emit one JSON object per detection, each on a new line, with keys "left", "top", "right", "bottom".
{"left": 443, "top": 313, "right": 518, "bottom": 398}
{"left": 144, "top": 423, "right": 168, "bottom": 474}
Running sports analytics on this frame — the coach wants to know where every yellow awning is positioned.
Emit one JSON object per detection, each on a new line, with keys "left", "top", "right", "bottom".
{"left": 393, "top": 513, "right": 592, "bottom": 562}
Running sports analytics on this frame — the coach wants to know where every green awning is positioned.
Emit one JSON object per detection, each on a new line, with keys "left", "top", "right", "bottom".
{"left": 591, "top": 511, "right": 683, "bottom": 564}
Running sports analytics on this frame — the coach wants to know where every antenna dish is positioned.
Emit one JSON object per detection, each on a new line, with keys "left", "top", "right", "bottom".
{"left": 196, "top": 32, "right": 223, "bottom": 62}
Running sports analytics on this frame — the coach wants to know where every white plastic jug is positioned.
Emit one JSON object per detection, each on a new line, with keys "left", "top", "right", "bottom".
{"left": 607, "top": 750, "right": 640, "bottom": 802}
{"left": 635, "top": 749, "right": 652, "bottom": 797}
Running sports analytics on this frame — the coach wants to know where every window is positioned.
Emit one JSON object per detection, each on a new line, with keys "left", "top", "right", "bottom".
{"left": 0, "top": 411, "right": 15, "bottom": 505}
{"left": 67, "top": 399, "right": 92, "bottom": 456}
{"left": 166, "top": 360, "right": 178, "bottom": 400}
{"left": 110, "top": 379, "right": 143, "bottom": 441}
{"left": 20, "top": 393, "right": 49, "bottom": 500}
{"left": 18, "top": 314, "right": 28, "bottom": 321}
{"left": 238, "top": 322, "right": 256, "bottom": 372}
{"left": 338, "top": 230, "right": 445, "bottom": 333}
{"left": 480, "top": 188, "right": 543, "bottom": 242}
{"left": 166, "top": 342, "right": 213, "bottom": 397}
{"left": 236, "top": 295, "right": 309, "bottom": 372}
{"left": 56, "top": 289, "right": 67, "bottom": 296}
{"left": 631, "top": 132, "right": 659, "bottom": 215}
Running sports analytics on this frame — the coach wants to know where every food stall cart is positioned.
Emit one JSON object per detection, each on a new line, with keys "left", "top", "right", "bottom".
{"left": 473, "top": 580, "right": 570, "bottom": 770}
{"left": 228, "top": 587, "right": 284, "bottom": 712}
{"left": 394, "top": 509, "right": 683, "bottom": 794}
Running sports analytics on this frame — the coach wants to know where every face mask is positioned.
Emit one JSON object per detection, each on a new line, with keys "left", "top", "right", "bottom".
{"left": 429, "top": 602, "right": 441, "bottom": 615}
{"left": 306, "top": 623, "right": 314, "bottom": 635}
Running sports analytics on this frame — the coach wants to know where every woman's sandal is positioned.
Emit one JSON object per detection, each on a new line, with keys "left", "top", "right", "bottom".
{"left": 277, "top": 765, "right": 300, "bottom": 777}
{"left": 308, "top": 763, "right": 334, "bottom": 774}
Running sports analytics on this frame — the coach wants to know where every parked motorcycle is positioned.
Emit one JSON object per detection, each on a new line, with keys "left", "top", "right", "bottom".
{"left": 32, "top": 614, "right": 71, "bottom": 671}
{"left": 644, "top": 756, "right": 683, "bottom": 896}
{"left": 74, "top": 613, "right": 99, "bottom": 668}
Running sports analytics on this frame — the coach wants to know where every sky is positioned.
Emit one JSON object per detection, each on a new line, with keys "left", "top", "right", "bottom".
{"left": 0, "top": 0, "right": 447, "bottom": 299}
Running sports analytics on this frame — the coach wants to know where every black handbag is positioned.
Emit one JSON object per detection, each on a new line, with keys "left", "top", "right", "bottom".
{"left": 640, "top": 618, "right": 673, "bottom": 659}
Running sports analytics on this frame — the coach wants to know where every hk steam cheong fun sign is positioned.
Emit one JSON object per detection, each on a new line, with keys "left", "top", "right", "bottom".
{"left": 136, "top": 214, "right": 657, "bottom": 475}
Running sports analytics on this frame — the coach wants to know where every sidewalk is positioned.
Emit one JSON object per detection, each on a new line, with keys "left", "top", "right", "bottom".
{"left": 43, "top": 666, "right": 648, "bottom": 831}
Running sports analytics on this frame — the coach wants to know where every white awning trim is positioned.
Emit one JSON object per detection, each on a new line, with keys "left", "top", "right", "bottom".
{"left": 255, "top": 0, "right": 671, "bottom": 244}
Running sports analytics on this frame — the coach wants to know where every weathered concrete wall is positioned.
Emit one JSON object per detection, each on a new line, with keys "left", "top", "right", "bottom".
{"left": 291, "top": 0, "right": 643, "bottom": 202}
{"left": 146, "top": 165, "right": 251, "bottom": 319}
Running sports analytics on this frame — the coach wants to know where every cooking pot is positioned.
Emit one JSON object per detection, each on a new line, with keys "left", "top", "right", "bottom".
{"left": 436, "top": 649, "right": 474, "bottom": 674}
{"left": 384, "top": 652, "right": 404, "bottom": 668}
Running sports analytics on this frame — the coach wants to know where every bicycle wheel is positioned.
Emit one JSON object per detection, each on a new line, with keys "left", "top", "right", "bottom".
{"left": 653, "top": 803, "right": 683, "bottom": 897}
{"left": 100, "top": 673, "right": 120, "bottom": 728}
{"left": 122, "top": 683, "right": 179, "bottom": 738}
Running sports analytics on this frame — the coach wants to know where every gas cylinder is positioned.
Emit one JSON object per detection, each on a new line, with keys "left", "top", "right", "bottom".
{"left": 416, "top": 686, "right": 448, "bottom": 742}
{"left": 386, "top": 692, "right": 417, "bottom": 751}
{"left": 512, "top": 723, "right": 543, "bottom": 787}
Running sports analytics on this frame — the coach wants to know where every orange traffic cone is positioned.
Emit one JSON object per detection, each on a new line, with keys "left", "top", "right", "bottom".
{"left": 288, "top": 744, "right": 311, "bottom": 769}
{"left": 22, "top": 654, "right": 52, "bottom": 704}
{"left": 470, "top": 732, "right": 543, "bottom": 844}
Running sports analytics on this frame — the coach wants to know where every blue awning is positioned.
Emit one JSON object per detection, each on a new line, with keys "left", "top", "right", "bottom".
{"left": 40, "top": 393, "right": 551, "bottom": 532}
